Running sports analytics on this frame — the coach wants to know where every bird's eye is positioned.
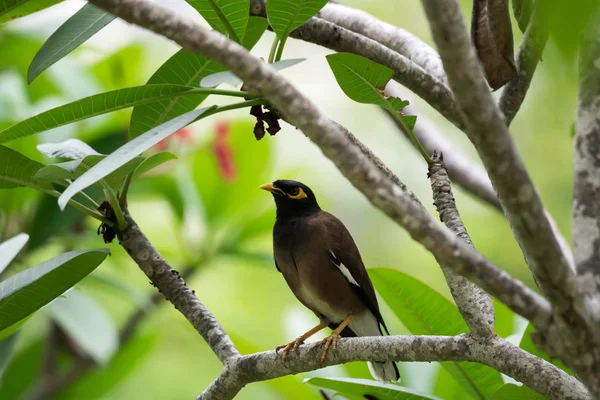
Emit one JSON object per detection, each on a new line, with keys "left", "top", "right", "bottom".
{"left": 289, "top": 188, "right": 299, "bottom": 196}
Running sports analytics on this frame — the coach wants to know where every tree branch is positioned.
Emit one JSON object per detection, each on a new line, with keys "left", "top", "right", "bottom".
{"left": 429, "top": 152, "right": 494, "bottom": 338}
{"left": 289, "top": 17, "right": 462, "bottom": 127}
{"left": 573, "top": 7, "right": 600, "bottom": 330}
{"left": 116, "top": 213, "right": 239, "bottom": 364}
{"left": 88, "top": 0, "right": 552, "bottom": 331}
{"left": 498, "top": 1, "right": 549, "bottom": 125}
{"left": 419, "top": 0, "right": 576, "bottom": 313}
{"left": 196, "top": 334, "right": 588, "bottom": 400}
{"left": 316, "top": 3, "right": 447, "bottom": 82}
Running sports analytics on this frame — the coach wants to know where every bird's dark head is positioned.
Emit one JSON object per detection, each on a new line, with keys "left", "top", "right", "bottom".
{"left": 260, "top": 179, "right": 320, "bottom": 218}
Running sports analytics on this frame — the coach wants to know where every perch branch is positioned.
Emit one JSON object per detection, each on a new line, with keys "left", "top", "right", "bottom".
{"left": 196, "top": 334, "right": 587, "bottom": 400}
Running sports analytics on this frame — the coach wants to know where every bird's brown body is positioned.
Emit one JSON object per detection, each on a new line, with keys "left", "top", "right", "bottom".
{"left": 261, "top": 179, "right": 399, "bottom": 383}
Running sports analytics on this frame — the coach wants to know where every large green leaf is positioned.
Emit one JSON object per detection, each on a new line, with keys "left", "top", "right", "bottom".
{"left": 0, "top": 332, "right": 19, "bottom": 384}
{"left": 0, "top": 84, "right": 204, "bottom": 143}
{"left": 133, "top": 152, "right": 177, "bottom": 178}
{"left": 242, "top": 16, "right": 268, "bottom": 50}
{"left": 0, "top": 339, "right": 43, "bottom": 398}
{"left": 57, "top": 332, "right": 157, "bottom": 400}
{"left": 370, "top": 268, "right": 503, "bottom": 399}
{"left": 58, "top": 108, "right": 210, "bottom": 210}
{"left": 28, "top": 3, "right": 115, "bottom": 83}
{"left": 267, "top": 0, "right": 328, "bottom": 39}
{"left": 0, "top": 145, "right": 53, "bottom": 191}
{"left": 34, "top": 154, "right": 145, "bottom": 191}
{"left": 0, "top": 248, "right": 109, "bottom": 332}
{"left": 326, "top": 53, "right": 416, "bottom": 133}
{"left": 46, "top": 290, "right": 118, "bottom": 365}
{"left": 129, "top": 52, "right": 225, "bottom": 138}
{"left": 186, "top": 0, "right": 249, "bottom": 43}
{"left": 0, "top": 233, "right": 28, "bottom": 275}
{"left": 305, "top": 377, "right": 441, "bottom": 400}
{"left": 0, "top": 0, "right": 62, "bottom": 24}
{"left": 487, "top": 384, "right": 546, "bottom": 400}
{"left": 519, "top": 322, "right": 572, "bottom": 374}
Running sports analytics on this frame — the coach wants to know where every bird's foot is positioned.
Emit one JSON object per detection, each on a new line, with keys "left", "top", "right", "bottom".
{"left": 275, "top": 338, "right": 304, "bottom": 361}
{"left": 317, "top": 333, "right": 340, "bottom": 363}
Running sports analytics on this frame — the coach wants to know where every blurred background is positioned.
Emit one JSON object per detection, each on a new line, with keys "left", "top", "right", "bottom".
{"left": 0, "top": 0, "right": 579, "bottom": 398}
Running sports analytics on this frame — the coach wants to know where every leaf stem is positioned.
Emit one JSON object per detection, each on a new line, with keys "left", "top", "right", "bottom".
{"left": 201, "top": 98, "right": 267, "bottom": 120}
{"left": 102, "top": 184, "right": 127, "bottom": 230}
{"left": 389, "top": 110, "right": 432, "bottom": 163}
{"left": 119, "top": 172, "right": 133, "bottom": 206}
{"left": 190, "top": 88, "right": 258, "bottom": 98}
{"left": 274, "top": 36, "right": 287, "bottom": 62}
{"left": 268, "top": 36, "right": 280, "bottom": 64}
{"left": 44, "top": 189, "right": 111, "bottom": 224}
{"left": 206, "top": 0, "right": 241, "bottom": 43}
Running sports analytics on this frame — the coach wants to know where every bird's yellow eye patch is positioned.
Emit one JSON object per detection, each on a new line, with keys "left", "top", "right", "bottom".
{"left": 288, "top": 187, "right": 307, "bottom": 200}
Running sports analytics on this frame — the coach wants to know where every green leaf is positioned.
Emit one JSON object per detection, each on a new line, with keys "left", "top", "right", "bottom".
{"left": 45, "top": 290, "right": 118, "bottom": 364}
{"left": 132, "top": 152, "right": 177, "bottom": 178}
{"left": 0, "top": 84, "right": 204, "bottom": 143}
{"left": 0, "top": 0, "right": 62, "bottom": 24}
{"left": 370, "top": 268, "right": 503, "bottom": 399}
{"left": 0, "top": 145, "right": 53, "bottom": 191}
{"left": 57, "top": 332, "right": 157, "bottom": 400}
{"left": 0, "top": 339, "right": 43, "bottom": 398}
{"left": 242, "top": 16, "right": 268, "bottom": 50}
{"left": 512, "top": 0, "right": 533, "bottom": 33}
{"left": 519, "top": 322, "right": 572, "bottom": 374}
{"left": 128, "top": 175, "right": 185, "bottom": 220}
{"left": 0, "top": 248, "right": 109, "bottom": 332}
{"left": 28, "top": 3, "right": 115, "bottom": 83}
{"left": 487, "top": 384, "right": 546, "bottom": 400}
{"left": 129, "top": 52, "right": 225, "bottom": 138}
{"left": 0, "top": 332, "right": 19, "bottom": 384}
{"left": 186, "top": 0, "right": 249, "bottom": 43}
{"left": 34, "top": 154, "right": 145, "bottom": 191}
{"left": 326, "top": 52, "right": 428, "bottom": 160}
{"left": 267, "top": 0, "right": 328, "bottom": 39}
{"left": 0, "top": 233, "right": 29, "bottom": 275}
{"left": 201, "top": 58, "right": 306, "bottom": 88}
{"left": 58, "top": 108, "right": 210, "bottom": 210}
{"left": 305, "top": 377, "right": 442, "bottom": 400}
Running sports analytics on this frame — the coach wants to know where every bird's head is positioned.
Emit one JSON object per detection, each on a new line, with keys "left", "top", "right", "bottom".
{"left": 259, "top": 179, "right": 320, "bottom": 217}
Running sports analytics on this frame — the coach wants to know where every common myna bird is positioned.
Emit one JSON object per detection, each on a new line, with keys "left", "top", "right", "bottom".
{"left": 260, "top": 179, "right": 400, "bottom": 383}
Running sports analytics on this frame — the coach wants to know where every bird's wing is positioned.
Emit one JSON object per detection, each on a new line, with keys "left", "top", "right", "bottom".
{"left": 318, "top": 211, "right": 389, "bottom": 334}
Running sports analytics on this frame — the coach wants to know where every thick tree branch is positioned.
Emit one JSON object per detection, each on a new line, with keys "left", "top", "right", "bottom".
{"left": 573, "top": 8, "right": 600, "bottom": 329}
{"left": 89, "top": 0, "right": 553, "bottom": 332}
{"left": 419, "top": 0, "right": 576, "bottom": 313}
{"left": 117, "top": 213, "right": 239, "bottom": 364}
{"left": 429, "top": 152, "right": 494, "bottom": 338}
{"left": 316, "top": 3, "right": 446, "bottom": 82}
{"left": 196, "top": 334, "right": 587, "bottom": 400}
{"left": 498, "top": 1, "right": 549, "bottom": 125}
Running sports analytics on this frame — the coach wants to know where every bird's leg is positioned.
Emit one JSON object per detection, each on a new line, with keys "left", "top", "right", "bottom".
{"left": 317, "top": 314, "right": 354, "bottom": 363}
{"left": 276, "top": 321, "right": 328, "bottom": 361}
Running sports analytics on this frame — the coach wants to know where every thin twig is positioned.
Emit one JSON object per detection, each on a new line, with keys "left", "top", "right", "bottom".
{"left": 428, "top": 151, "right": 494, "bottom": 338}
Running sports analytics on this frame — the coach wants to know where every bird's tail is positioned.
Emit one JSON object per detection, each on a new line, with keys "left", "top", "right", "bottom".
{"left": 368, "top": 361, "right": 400, "bottom": 383}
{"left": 345, "top": 311, "right": 401, "bottom": 383}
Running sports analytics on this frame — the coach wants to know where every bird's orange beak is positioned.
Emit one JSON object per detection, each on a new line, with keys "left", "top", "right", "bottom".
{"left": 259, "top": 183, "right": 276, "bottom": 192}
